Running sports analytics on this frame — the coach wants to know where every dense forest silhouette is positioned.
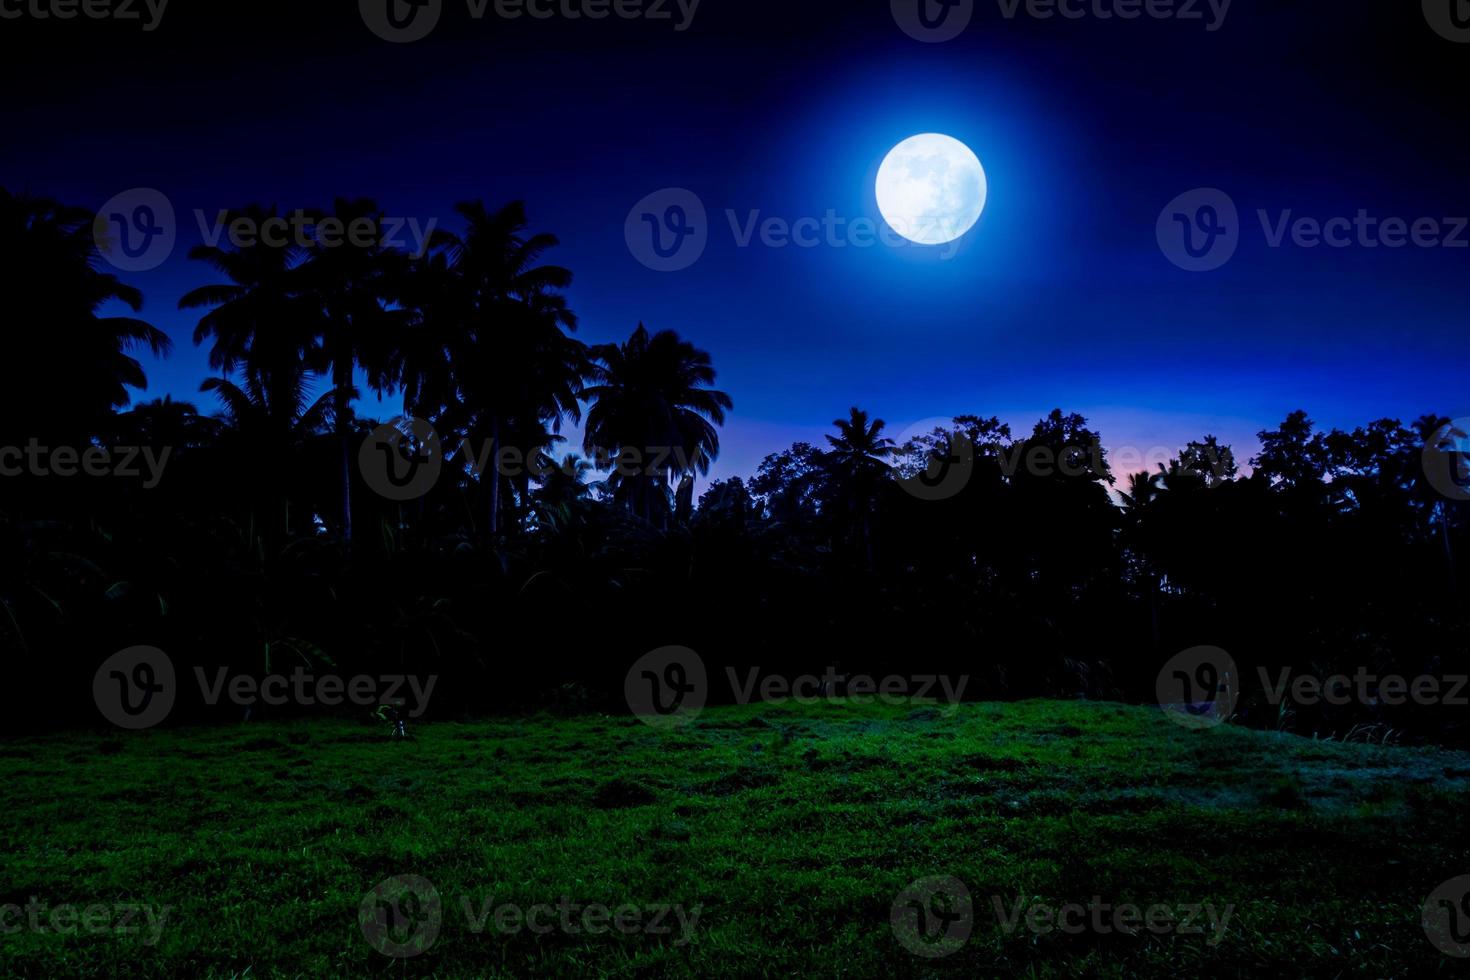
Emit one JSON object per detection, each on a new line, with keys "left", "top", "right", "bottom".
{"left": 1, "top": 187, "right": 1466, "bottom": 740}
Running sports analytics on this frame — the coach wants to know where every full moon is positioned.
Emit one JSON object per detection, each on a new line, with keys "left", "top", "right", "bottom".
{"left": 875, "top": 133, "right": 987, "bottom": 246}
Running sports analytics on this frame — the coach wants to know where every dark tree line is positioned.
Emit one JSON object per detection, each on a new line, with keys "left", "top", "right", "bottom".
{"left": 1, "top": 187, "right": 1466, "bottom": 740}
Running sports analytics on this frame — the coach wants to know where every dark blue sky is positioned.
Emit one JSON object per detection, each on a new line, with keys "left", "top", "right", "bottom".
{"left": 3, "top": 0, "right": 1467, "bottom": 483}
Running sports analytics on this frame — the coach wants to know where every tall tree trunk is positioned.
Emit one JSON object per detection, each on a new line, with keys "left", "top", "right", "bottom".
{"left": 1148, "top": 570, "right": 1161, "bottom": 655}
{"left": 488, "top": 414, "right": 501, "bottom": 539}
{"left": 334, "top": 355, "right": 353, "bottom": 544}
{"left": 1443, "top": 502, "right": 1459, "bottom": 595}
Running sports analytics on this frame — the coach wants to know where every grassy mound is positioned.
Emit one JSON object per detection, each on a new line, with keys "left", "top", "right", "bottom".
{"left": 3, "top": 700, "right": 1468, "bottom": 977}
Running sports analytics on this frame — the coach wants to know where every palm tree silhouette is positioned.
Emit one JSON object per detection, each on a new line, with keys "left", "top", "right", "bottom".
{"left": 298, "top": 198, "right": 407, "bottom": 543}
{"left": 199, "top": 370, "right": 335, "bottom": 538}
{"left": 583, "top": 324, "right": 732, "bottom": 525}
{"left": 111, "top": 396, "right": 221, "bottom": 452}
{"left": 1416, "top": 414, "right": 1463, "bottom": 591}
{"left": 824, "top": 407, "right": 895, "bottom": 568}
{"left": 397, "top": 201, "right": 586, "bottom": 539}
{"left": 536, "top": 453, "right": 594, "bottom": 509}
{"left": 0, "top": 189, "right": 170, "bottom": 447}
{"left": 179, "top": 205, "right": 318, "bottom": 439}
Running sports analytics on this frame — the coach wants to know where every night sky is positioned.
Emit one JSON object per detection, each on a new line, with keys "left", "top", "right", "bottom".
{"left": 3, "top": 0, "right": 1467, "bottom": 484}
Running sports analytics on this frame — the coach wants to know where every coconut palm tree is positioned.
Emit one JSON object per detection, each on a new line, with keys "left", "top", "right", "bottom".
{"left": 822, "top": 407, "right": 895, "bottom": 568}
{"left": 110, "top": 395, "right": 222, "bottom": 454}
{"left": 582, "top": 324, "right": 732, "bottom": 525}
{"left": 198, "top": 370, "right": 335, "bottom": 539}
{"left": 396, "top": 201, "right": 587, "bottom": 539}
{"left": 0, "top": 189, "right": 170, "bottom": 447}
{"left": 297, "top": 198, "right": 407, "bottom": 543}
{"left": 178, "top": 205, "right": 317, "bottom": 428}
{"left": 536, "top": 453, "right": 595, "bottom": 509}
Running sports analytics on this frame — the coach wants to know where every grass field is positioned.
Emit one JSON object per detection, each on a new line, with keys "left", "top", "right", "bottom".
{"left": 4, "top": 699, "right": 1470, "bottom": 977}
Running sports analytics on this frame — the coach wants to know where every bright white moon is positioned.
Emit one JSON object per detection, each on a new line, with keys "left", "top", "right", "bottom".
{"left": 876, "top": 133, "right": 987, "bottom": 246}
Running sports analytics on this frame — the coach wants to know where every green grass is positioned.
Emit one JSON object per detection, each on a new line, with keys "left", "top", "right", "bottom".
{"left": 4, "top": 699, "right": 1470, "bottom": 977}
